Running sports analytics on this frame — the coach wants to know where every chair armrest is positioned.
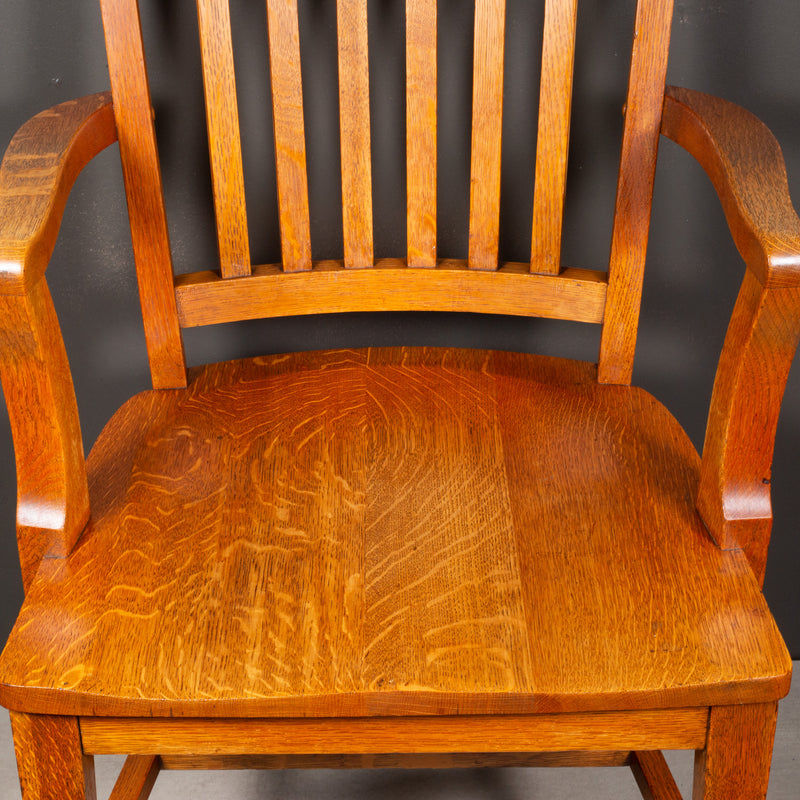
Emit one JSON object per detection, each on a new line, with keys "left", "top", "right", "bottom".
{"left": 0, "top": 92, "right": 117, "bottom": 296}
{"left": 0, "top": 93, "right": 117, "bottom": 590}
{"left": 661, "top": 85, "right": 800, "bottom": 289}
{"left": 661, "top": 86, "right": 800, "bottom": 583}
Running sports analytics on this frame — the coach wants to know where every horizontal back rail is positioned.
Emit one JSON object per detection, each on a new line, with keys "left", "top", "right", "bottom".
{"left": 174, "top": 261, "right": 606, "bottom": 326}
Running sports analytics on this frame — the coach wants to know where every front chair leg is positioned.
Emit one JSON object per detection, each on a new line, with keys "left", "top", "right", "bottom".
{"left": 693, "top": 702, "right": 778, "bottom": 800}
{"left": 10, "top": 712, "right": 97, "bottom": 800}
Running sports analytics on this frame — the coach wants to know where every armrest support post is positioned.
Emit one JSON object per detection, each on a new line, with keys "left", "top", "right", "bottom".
{"left": 661, "top": 87, "right": 800, "bottom": 580}
{"left": 0, "top": 281, "right": 90, "bottom": 590}
{"left": 698, "top": 272, "right": 800, "bottom": 585}
{"left": 0, "top": 93, "right": 117, "bottom": 588}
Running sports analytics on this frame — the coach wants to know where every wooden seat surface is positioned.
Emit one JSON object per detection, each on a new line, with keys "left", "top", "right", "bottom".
{"left": 0, "top": 348, "right": 789, "bottom": 718}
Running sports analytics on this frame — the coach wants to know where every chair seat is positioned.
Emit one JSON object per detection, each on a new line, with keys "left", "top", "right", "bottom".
{"left": 0, "top": 348, "right": 790, "bottom": 718}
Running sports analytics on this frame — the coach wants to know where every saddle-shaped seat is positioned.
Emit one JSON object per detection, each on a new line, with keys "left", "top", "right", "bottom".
{"left": 0, "top": 1, "right": 798, "bottom": 798}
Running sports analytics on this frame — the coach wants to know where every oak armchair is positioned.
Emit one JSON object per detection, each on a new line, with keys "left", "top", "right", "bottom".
{"left": 0, "top": 1, "right": 798, "bottom": 799}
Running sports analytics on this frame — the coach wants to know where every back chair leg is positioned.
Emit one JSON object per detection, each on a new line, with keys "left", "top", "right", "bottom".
{"left": 693, "top": 702, "right": 778, "bottom": 800}
{"left": 10, "top": 712, "right": 96, "bottom": 800}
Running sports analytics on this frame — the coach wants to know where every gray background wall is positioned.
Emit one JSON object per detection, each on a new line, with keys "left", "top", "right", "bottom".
{"left": 0, "top": 0, "right": 799, "bottom": 655}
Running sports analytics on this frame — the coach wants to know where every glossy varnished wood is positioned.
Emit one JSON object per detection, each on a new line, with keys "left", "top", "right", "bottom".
{"left": 698, "top": 272, "right": 800, "bottom": 583}
{"left": 196, "top": 0, "right": 251, "bottom": 278}
{"left": 10, "top": 713, "right": 96, "bottom": 800}
{"left": 337, "top": 0, "right": 373, "bottom": 269}
{"left": 80, "top": 709, "right": 708, "bottom": 755}
{"left": 661, "top": 86, "right": 800, "bottom": 583}
{"left": 693, "top": 703, "right": 778, "bottom": 800}
{"left": 662, "top": 86, "right": 800, "bottom": 289}
{"left": 531, "top": 0, "right": 578, "bottom": 275}
{"left": 155, "top": 750, "right": 634, "bottom": 770}
{"left": 267, "top": 0, "right": 312, "bottom": 273}
{"left": 598, "top": 0, "right": 674, "bottom": 384}
{"left": 468, "top": 0, "right": 506, "bottom": 270}
{"left": 0, "top": 93, "right": 116, "bottom": 589}
{"left": 99, "top": 0, "right": 187, "bottom": 388}
{"left": 0, "top": 93, "right": 116, "bottom": 296}
{"left": 3, "top": 3, "right": 800, "bottom": 799}
{"left": 631, "top": 750, "right": 683, "bottom": 800}
{"left": 0, "top": 282, "right": 89, "bottom": 590}
{"left": 108, "top": 756, "right": 160, "bottom": 800}
{"left": 174, "top": 260, "right": 607, "bottom": 326}
{"left": 406, "top": 0, "right": 437, "bottom": 268}
{"left": 0, "top": 350, "right": 789, "bottom": 718}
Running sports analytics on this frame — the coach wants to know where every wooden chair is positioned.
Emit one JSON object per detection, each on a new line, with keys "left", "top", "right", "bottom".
{"left": 0, "top": 1, "right": 797, "bottom": 798}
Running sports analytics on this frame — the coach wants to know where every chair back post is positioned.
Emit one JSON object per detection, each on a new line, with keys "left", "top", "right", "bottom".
{"left": 98, "top": 0, "right": 678, "bottom": 385}
{"left": 598, "top": 0, "right": 675, "bottom": 385}
{"left": 99, "top": 0, "right": 187, "bottom": 390}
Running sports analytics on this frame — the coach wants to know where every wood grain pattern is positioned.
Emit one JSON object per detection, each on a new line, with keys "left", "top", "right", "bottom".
{"left": 531, "top": 0, "right": 578, "bottom": 275}
{"left": 10, "top": 713, "right": 96, "bottom": 800}
{"left": 631, "top": 750, "right": 683, "bottom": 800}
{"left": 692, "top": 703, "right": 778, "bottom": 800}
{"left": 108, "top": 756, "right": 160, "bottom": 800}
{"left": 175, "top": 260, "right": 607, "bottom": 325}
{"left": 361, "top": 348, "right": 532, "bottom": 698}
{"left": 598, "top": 0, "right": 674, "bottom": 384}
{"left": 99, "top": 0, "right": 187, "bottom": 389}
{"left": 662, "top": 86, "right": 800, "bottom": 290}
{"left": 266, "top": 0, "right": 312, "bottom": 273}
{"left": 0, "top": 96, "right": 114, "bottom": 589}
{"left": 0, "top": 350, "right": 789, "bottom": 718}
{"left": 4, "top": 6, "right": 800, "bottom": 799}
{"left": 661, "top": 86, "right": 800, "bottom": 584}
{"left": 468, "top": 0, "right": 506, "bottom": 270}
{"left": 492, "top": 350, "right": 789, "bottom": 711}
{"left": 0, "top": 281, "right": 89, "bottom": 590}
{"left": 697, "top": 271, "right": 800, "bottom": 584}
{"left": 80, "top": 709, "right": 708, "bottom": 755}
{"left": 406, "top": 0, "right": 437, "bottom": 267}
{"left": 0, "top": 93, "right": 116, "bottom": 296}
{"left": 157, "top": 750, "right": 634, "bottom": 770}
{"left": 337, "top": 0, "right": 373, "bottom": 268}
{"left": 196, "top": 0, "right": 251, "bottom": 278}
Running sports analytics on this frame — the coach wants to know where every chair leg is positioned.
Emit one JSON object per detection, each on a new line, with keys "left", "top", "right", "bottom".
{"left": 10, "top": 712, "right": 97, "bottom": 800}
{"left": 693, "top": 702, "right": 778, "bottom": 800}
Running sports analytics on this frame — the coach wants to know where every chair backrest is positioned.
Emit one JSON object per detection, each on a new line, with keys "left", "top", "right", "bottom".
{"left": 98, "top": 0, "right": 674, "bottom": 390}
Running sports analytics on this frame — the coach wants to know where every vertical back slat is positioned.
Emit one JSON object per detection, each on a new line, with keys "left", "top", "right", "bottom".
{"left": 196, "top": 0, "right": 251, "bottom": 278}
{"left": 406, "top": 0, "right": 437, "bottom": 268}
{"left": 337, "top": 0, "right": 374, "bottom": 269}
{"left": 468, "top": 0, "right": 506, "bottom": 271}
{"left": 530, "top": 0, "right": 578, "bottom": 275}
{"left": 99, "top": 0, "right": 187, "bottom": 389}
{"left": 598, "top": 0, "right": 674, "bottom": 384}
{"left": 267, "top": 0, "right": 312, "bottom": 273}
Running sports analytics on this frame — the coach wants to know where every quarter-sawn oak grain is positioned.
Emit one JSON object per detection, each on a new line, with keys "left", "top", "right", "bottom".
{"left": 2, "top": 1, "right": 800, "bottom": 798}
{"left": 10, "top": 713, "right": 96, "bottom": 800}
{"left": 0, "top": 350, "right": 789, "bottom": 718}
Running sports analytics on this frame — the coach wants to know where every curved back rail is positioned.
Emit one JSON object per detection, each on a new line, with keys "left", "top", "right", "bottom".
{"left": 98, "top": 0, "right": 675, "bottom": 389}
